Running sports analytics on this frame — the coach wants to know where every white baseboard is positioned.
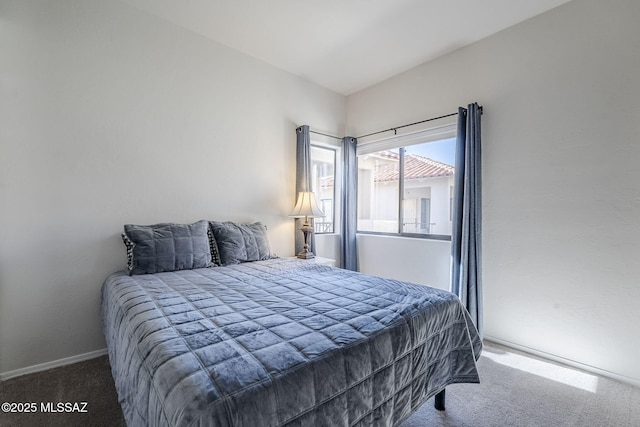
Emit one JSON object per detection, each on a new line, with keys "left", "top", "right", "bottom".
{"left": 484, "top": 335, "right": 640, "bottom": 389}
{"left": 0, "top": 348, "right": 108, "bottom": 382}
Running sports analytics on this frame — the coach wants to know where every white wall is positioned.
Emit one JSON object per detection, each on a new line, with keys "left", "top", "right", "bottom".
{"left": 357, "top": 235, "right": 451, "bottom": 291}
{"left": 314, "top": 234, "right": 341, "bottom": 265}
{"left": 0, "top": 0, "right": 345, "bottom": 374}
{"left": 347, "top": 0, "right": 640, "bottom": 384}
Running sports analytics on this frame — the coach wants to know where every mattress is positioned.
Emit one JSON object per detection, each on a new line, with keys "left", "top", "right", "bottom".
{"left": 102, "top": 258, "right": 481, "bottom": 426}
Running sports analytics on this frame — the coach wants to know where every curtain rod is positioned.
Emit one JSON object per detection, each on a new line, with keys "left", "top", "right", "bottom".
{"left": 355, "top": 106, "right": 483, "bottom": 140}
{"left": 309, "top": 105, "right": 482, "bottom": 141}
{"left": 356, "top": 112, "right": 459, "bottom": 140}
{"left": 309, "top": 130, "right": 343, "bottom": 141}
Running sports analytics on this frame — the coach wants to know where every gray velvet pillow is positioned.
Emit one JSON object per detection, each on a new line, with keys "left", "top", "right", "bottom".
{"left": 123, "top": 220, "right": 212, "bottom": 275}
{"left": 208, "top": 221, "right": 275, "bottom": 266}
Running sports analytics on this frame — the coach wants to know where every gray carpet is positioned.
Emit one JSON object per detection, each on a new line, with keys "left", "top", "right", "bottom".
{"left": 1, "top": 342, "right": 638, "bottom": 426}
{"left": 0, "top": 355, "right": 124, "bottom": 427}
{"left": 403, "top": 343, "right": 640, "bottom": 426}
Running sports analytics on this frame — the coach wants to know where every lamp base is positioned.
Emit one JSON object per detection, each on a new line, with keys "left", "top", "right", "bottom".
{"left": 296, "top": 250, "right": 315, "bottom": 260}
{"left": 297, "top": 220, "right": 315, "bottom": 259}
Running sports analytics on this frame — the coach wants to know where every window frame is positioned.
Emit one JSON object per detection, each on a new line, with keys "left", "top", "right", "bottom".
{"left": 309, "top": 142, "right": 338, "bottom": 235}
{"left": 355, "top": 123, "right": 457, "bottom": 241}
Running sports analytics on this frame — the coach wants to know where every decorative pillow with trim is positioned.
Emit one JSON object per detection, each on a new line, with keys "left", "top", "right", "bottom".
{"left": 123, "top": 220, "right": 212, "bottom": 275}
{"left": 207, "top": 226, "right": 221, "bottom": 267}
{"left": 208, "top": 221, "right": 276, "bottom": 266}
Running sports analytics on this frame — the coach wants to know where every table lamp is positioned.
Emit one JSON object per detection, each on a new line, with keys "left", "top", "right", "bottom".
{"left": 290, "top": 191, "right": 325, "bottom": 259}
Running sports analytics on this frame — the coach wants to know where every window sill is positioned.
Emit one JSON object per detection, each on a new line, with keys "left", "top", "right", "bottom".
{"left": 356, "top": 231, "right": 451, "bottom": 241}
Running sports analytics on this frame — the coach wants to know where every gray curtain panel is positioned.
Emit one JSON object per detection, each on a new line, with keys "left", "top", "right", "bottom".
{"left": 341, "top": 137, "right": 358, "bottom": 271}
{"left": 451, "top": 103, "right": 483, "bottom": 338}
{"left": 295, "top": 125, "right": 315, "bottom": 256}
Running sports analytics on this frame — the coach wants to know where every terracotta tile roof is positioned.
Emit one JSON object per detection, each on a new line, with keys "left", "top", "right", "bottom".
{"left": 319, "top": 151, "right": 454, "bottom": 187}
{"left": 370, "top": 151, "right": 454, "bottom": 182}
{"left": 320, "top": 177, "right": 334, "bottom": 189}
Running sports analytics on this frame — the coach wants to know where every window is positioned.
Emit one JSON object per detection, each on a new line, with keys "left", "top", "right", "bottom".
{"left": 357, "top": 149, "right": 399, "bottom": 233}
{"left": 357, "top": 124, "right": 456, "bottom": 239}
{"left": 310, "top": 145, "right": 336, "bottom": 234}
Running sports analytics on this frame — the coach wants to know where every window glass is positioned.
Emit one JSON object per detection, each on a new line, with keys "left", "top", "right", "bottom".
{"left": 357, "top": 149, "right": 399, "bottom": 233}
{"left": 310, "top": 146, "right": 335, "bottom": 233}
{"left": 401, "top": 140, "right": 455, "bottom": 235}
{"left": 357, "top": 136, "right": 456, "bottom": 238}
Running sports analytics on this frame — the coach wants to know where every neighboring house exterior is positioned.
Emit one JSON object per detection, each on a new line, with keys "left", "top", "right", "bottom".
{"left": 316, "top": 150, "right": 455, "bottom": 235}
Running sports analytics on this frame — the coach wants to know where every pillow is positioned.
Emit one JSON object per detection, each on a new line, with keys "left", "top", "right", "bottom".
{"left": 208, "top": 221, "right": 276, "bottom": 266}
{"left": 207, "top": 225, "right": 221, "bottom": 267}
{"left": 123, "top": 220, "right": 212, "bottom": 275}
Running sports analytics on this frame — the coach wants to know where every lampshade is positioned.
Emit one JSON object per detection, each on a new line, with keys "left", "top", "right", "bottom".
{"left": 290, "top": 191, "right": 325, "bottom": 218}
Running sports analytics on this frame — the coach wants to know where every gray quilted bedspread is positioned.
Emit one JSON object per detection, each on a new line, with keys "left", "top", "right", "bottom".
{"left": 102, "top": 258, "right": 481, "bottom": 427}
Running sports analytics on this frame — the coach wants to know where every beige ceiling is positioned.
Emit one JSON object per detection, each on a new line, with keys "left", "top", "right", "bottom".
{"left": 118, "top": 0, "right": 571, "bottom": 95}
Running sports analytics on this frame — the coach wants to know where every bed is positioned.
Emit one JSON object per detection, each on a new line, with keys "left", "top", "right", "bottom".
{"left": 102, "top": 221, "right": 481, "bottom": 426}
